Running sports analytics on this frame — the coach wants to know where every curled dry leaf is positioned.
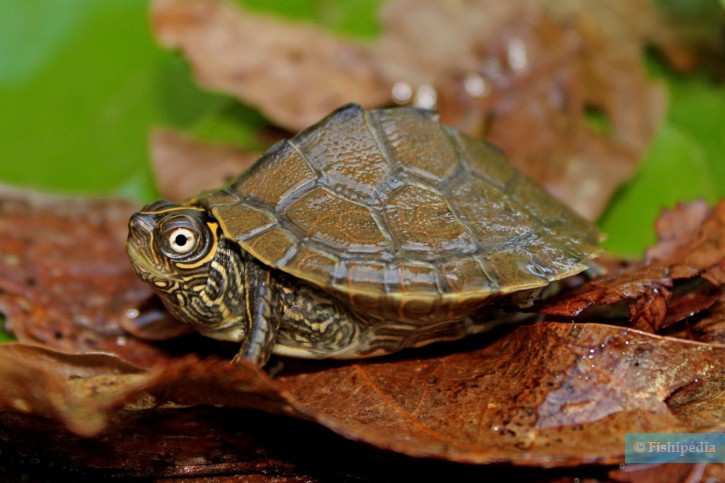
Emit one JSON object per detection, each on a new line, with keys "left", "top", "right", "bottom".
{"left": 666, "top": 291, "right": 725, "bottom": 345}
{"left": 540, "top": 201, "right": 725, "bottom": 333}
{"left": 0, "top": 185, "right": 182, "bottom": 366}
{"left": 152, "top": 128, "right": 260, "bottom": 201}
{"left": 645, "top": 200, "right": 712, "bottom": 263}
{"left": 152, "top": 0, "right": 666, "bottom": 219}
{"left": 0, "top": 344, "right": 147, "bottom": 436}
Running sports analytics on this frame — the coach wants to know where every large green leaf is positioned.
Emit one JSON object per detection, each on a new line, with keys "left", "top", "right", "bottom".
{"left": 0, "top": 0, "right": 232, "bottom": 200}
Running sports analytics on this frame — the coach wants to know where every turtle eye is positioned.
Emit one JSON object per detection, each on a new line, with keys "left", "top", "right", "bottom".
{"left": 167, "top": 227, "right": 197, "bottom": 254}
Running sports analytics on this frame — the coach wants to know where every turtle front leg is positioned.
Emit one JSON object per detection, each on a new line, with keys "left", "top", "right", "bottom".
{"left": 233, "top": 262, "right": 278, "bottom": 365}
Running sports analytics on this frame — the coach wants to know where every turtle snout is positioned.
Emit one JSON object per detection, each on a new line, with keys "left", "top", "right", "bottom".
{"left": 127, "top": 213, "right": 157, "bottom": 270}
{"left": 128, "top": 212, "right": 155, "bottom": 234}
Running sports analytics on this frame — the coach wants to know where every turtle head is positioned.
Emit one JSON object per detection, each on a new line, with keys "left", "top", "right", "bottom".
{"left": 127, "top": 200, "right": 244, "bottom": 337}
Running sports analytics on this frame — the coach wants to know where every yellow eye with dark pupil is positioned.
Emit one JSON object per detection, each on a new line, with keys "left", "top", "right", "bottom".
{"left": 168, "top": 227, "right": 196, "bottom": 254}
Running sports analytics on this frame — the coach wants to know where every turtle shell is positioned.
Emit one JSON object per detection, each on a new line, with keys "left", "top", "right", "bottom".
{"left": 196, "top": 104, "right": 601, "bottom": 322}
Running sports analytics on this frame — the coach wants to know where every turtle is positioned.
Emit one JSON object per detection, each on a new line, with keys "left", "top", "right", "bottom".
{"left": 127, "top": 104, "right": 602, "bottom": 364}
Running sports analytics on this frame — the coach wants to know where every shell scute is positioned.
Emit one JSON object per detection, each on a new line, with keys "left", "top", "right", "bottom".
{"left": 337, "top": 260, "right": 387, "bottom": 295}
{"left": 244, "top": 227, "right": 297, "bottom": 267}
{"left": 446, "top": 175, "right": 534, "bottom": 249}
{"left": 371, "top": 108, "right": 459, "bottom": 182}
{"left": 390, "top": 261, "right": 440, "bottom": 295}
{"left": 291, "top": 104, "right": 390, "bottom": 203}
{"left": 453, "top": 129, "right": 517, "bottom": 190}
{"left": 212, "top": 203, "right": 275, "bottom": 242}
{"left": 481, "top": 247, "right": 550, "bottom": 292}
{"left": 232, "top": 141, "right": 316, "bottom": 206}
{"left": 284, "top": 187, "right": 388, "bottom": 253}
{"left": 282, "top": 244, "right": 338, "bottom": 287}
{"left": 384, "top": 184, "right": 475, "bottom": 254}
{"left": 440, "top": 257, "right": 495, "bottom": 294}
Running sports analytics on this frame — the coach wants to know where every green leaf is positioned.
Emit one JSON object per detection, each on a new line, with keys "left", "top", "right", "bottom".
{"left": 189, "top": 101, "right": 268, "bottom": 149}
{"left": 0, "top": 0, "right": 229, "bottom": 200}
{"left": 232, "top": 0, "right": 383, "bottom": 40}
{"left": 0, "top": 314, "right": 14, "bottom": 342}
{"left": 599, "top": 122, "right": 718, "bottom": 256}
{"left": 599, "top": 64, "right": 725, "bottom": 257}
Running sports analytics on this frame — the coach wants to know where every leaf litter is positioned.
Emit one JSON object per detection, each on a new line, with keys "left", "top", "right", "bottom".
{"left": 1, "top": 0, "right": 723, "bottom": 479}
{"left": 151, "top": 128, "right": 260, "bottom": 201}
{"left": 0, "top": 187, "right": 723, "bottom": 477}
{"left": 153, "top": 0, "right": 668, "bottom": 219}
{"left": 540, "top": 200, "right": 725, "bottom": 333}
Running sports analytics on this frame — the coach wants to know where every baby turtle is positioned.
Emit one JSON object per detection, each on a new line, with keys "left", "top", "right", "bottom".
{"left": 127, "top": 104, "right": 601, "bottom": 364}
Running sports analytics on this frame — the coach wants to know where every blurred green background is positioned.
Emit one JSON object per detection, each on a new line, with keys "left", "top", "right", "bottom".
{"left": 0, "top": 0, "right": 723, "bottom": 258}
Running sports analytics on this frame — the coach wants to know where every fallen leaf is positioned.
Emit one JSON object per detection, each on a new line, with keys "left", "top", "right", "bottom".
{"left": 152, "top": 0, "right": 390, "bottom": 132}
{"left": 0, "top": 185, "right": 181, "bottom": 366}
{"left": 646, "top": 200, "right": 712, "bottom": 263}
{"left": 0, "top": 190, "right": 723, "bottom": 471}
{"left": 407, "top": 0, "right": 666, "bottom": 220}
{"left": 152, "top": 128, "right": 260, "bottom": 201}
{"left": 0, "top": 344, "right": 147, "bottom": 436}
{"left": 0, "top": 407, "right": 314, "bottom": 479}
{"left": 666, "top": 291, "right": 725, "bottom": 345}
{"left": 276, "top": 323, "right": 725, "bottom": 465}
{"left": 0, "top": 323, "right": 723, "bottom": 466}
{"left": 152, "top": 0, "right": 666, "bottom": 219}
{"left": 0, "top": 407, "right": 624, "bottom": 481}
{"left": 609, "top": 462, "right": 725, "bottom": 483}
{"left": 640, "top": 1, "right": 725, "bottom": 74}
{"left": 540, "top": 200, "right": 725, "bottom": 332}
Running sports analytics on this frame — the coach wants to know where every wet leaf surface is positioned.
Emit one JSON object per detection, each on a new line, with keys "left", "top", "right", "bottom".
{"left": 153, "top": 0, "right": 666, "bottom": 220}
{"left": 0, "top": 408, "right": 630, "bottom": 481}
{"left": 540, "top": 200, "right": 725, "bottom": 333}
{"left": 0, "top": 185, "right": 174, "bottom": 367}
{"left": 0, "top": 190, "right": 723, "bottom": 478}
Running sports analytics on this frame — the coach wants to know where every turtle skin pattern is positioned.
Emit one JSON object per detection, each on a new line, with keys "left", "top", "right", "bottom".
{"left": 194, "top": 104, "right": 601, "bottom": 325}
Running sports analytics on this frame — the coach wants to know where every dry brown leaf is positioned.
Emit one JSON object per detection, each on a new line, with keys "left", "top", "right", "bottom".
{"left": 405, "top": 0, "right": 665, "bottom": 219}
{"left": 609, "top": 462, "right": 725, "bottom": 483}
{"left": 666, "top": 291, "right": 725, "bottom": 345}
{"left": 152, "top": 0, "right": 389, "bottom": 131}
{"left": 540, "top": 201, "right": 725, "bottom": 332}
{"left": 0, "top": 344, "right": 148, "bottom": 436}
{"left": 1, "top": 408, "right": 314, "bottom": 479}
{"left": 0, "top": 324, "right": 723, "bottom": 466}
{"left": 0, "top": 408, "right": 633, "bottom": 481}
{"left": 1, "top": 189, "right": 723, "bottom": 473}
{"left": 0, "top": 185, "right": 185, "bottom": 366}
{"left": 646, "top": 200, "right": 713, "bottom": 263}
{"left": 152, "top": 0, "right": 666, "bottom": 220}
{"left": 152, "top": 128, "right": 260, "bottom": 201}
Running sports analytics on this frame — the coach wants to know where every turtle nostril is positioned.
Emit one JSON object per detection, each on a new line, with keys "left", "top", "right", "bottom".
{"left": 129, "top": 213, "right": 154, "bottom": 233}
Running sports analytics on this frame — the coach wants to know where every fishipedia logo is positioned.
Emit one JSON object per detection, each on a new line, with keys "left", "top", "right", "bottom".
{"left": 626, "top": 433, "right": 725, "bottom": 463}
